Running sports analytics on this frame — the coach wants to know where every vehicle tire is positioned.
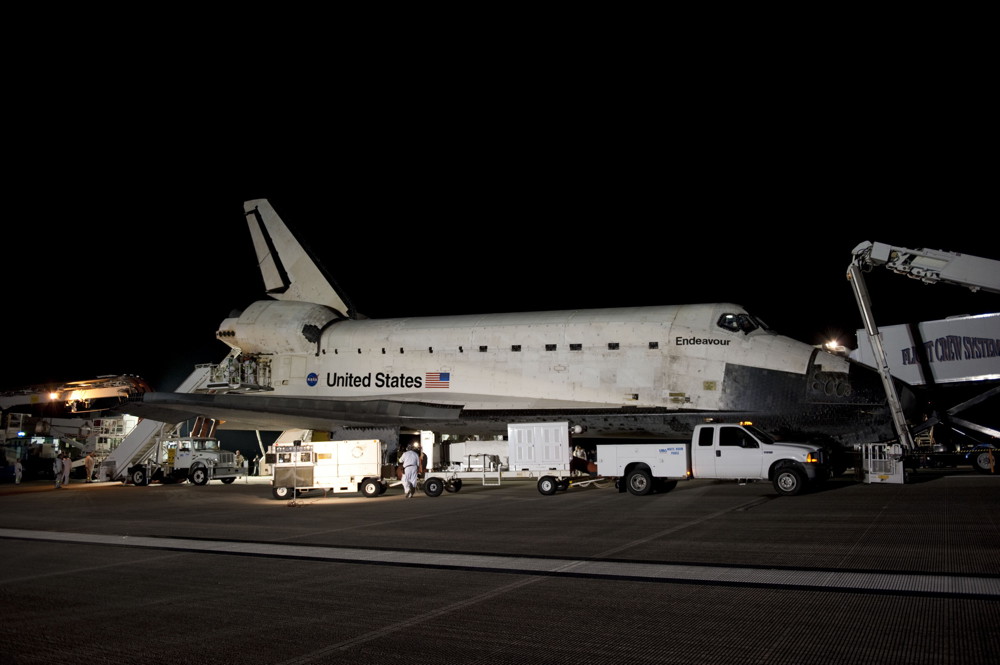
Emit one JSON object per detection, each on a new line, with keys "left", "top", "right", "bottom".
{"left": 445, "top": 478, "right": 463, "bottom": 493}
{"left": 130, "top": 468, "right": 147, "bottom": 487}
{"left": 272, "top": 486, "right": 293, "bottom": 500}
{"left": 190, "top": 466, "right": 209, "bottom": 486}
{"left": 379, "top": 481, "right": 388, "bottom": 495}
{"left": 773, "top": 467, "right": 805, "bottom": 496}
{"left": 360, "top": 478, "right": 381, "bottom": 497}
{"left": 424, "top": 477, "right": 444, "bottom": 497}
{"left": 626, "top": 469, "right": 653, "bottom": 496}
{"left": 970, "top": 449, "right": 996, "bottom": 474}
{"left": 537, "top": 476, "right": 557, "bottom": 496}
{"left": 556, "top": 479, "right": 569, "bottom": 492}
{"left": 221, "top": 477, "right": 236, "bottom": 484}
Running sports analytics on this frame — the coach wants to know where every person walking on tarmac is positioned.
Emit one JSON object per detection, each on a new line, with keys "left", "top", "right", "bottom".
{"left": 53, "top": 455, "right": 63, "bottom": 489}
{"left": 60, "top": 453, "right": 72, "bottom": 487}
{"left": 84, "top": 451, "right": 96, "bottom": 482}
{"left": 400, "top": 444, "right": 420, "bottom": 498}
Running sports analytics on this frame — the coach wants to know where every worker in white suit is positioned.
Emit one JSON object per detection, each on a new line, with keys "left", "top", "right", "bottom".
{"left": 61, "top": 453, "right": 72, "bottom": 487}
{"left": 400, "top": 444, "right": 420, "bottom": 498}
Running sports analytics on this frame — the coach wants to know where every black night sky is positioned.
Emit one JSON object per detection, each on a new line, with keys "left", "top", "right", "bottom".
{"left": 3, "top": 98, "right": 998, "bottom": 398}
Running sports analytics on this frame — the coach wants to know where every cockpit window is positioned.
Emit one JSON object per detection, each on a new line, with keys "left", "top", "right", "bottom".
{"left": 717, "top": 312, "right": 772, "bottom": 335}
{"left": 718, "top": 312, "right": 771, "bottom": 335}
{"left": 718, "top": 313, "right": 756, "bottom": 334}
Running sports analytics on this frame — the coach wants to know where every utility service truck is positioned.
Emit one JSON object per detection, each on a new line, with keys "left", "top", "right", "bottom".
{"left": 531, "top": 422, "right": 829, "bottom": 497}
{"left": 127, "top": 436, "right": 242, "bottom": 486}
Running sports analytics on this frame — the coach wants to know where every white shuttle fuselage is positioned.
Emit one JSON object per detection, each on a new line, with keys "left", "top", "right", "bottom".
{"left": 220, "top": 300, "right": 836, "bottom": 413}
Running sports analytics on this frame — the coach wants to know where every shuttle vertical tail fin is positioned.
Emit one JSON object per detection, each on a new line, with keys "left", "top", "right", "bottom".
{"left": 243, "top": 199, "right": 356, "bottom": 318}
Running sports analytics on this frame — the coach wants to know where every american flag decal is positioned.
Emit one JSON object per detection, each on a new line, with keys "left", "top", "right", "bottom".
{"left": 426, "top": 372, "right": 450, "bottom": 388}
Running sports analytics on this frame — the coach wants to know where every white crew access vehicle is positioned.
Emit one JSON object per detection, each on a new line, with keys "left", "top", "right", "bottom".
{"left": 128, "top": 435, "right": 241, "bottom": 486}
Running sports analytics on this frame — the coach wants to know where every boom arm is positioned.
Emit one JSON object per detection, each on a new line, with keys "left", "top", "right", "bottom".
{"left": 851, "top": 241, "right": 1000, "bottom": 294}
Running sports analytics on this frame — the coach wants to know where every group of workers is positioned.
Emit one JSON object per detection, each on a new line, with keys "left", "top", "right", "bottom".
{"left": 50, "top": 450, "right": 97, "bottom": 487}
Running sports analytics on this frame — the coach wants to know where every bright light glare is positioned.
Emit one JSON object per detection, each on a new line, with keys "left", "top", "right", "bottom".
{"left": 824, "top": 340, "right": 847, "bottom": 354}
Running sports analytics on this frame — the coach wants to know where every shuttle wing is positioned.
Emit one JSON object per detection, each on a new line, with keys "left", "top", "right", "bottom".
{"left": 119, "top": 392, "right": 464, "bottom": 432}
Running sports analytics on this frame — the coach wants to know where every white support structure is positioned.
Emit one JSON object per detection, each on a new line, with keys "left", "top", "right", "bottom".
{"left": 847, "top": 264, "right": 916, "bottom": 450}
{"left": 861, "top": 443, "right": 906, "bottom": 484}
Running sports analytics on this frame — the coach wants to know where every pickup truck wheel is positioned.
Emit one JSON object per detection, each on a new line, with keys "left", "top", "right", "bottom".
{"left": 272, "top": 486, "right": 293, "bottom": 500}
{"left": 130, "top": 468, "right": 148, "bottom": 486}
{"left": 423, "top": 477, "right": 444, "bottom": 497}
{"left": 773, "top": 467, "right": 805, "bottom": 496}
{"left": 360, "top": 478, "right": 381, "bottom": 497}
{"left": 537, "top": 476, "right": 558, "bottom": 495}
{"left": 626, "top": 469, "right": 653, "bottom": 496}
{"left": 190, "top": 466, "right": 209, "bottom": 486}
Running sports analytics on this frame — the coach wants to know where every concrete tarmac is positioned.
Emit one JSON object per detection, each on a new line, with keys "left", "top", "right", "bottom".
{"left": 1, "top": 468, "right": 998, "bottom": 665}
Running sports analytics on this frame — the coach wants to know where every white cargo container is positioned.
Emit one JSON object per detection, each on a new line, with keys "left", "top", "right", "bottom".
{"left": 270, "top": 439, "right": 388, "bottom": 500}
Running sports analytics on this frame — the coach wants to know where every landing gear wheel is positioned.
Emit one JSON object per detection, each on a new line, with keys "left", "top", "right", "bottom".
{"left": 773, "top": 467, "right": 806, "bottom": 496}
{"left": 190, "top": 466, "right": 209, "bottom": 486}
{"left": 537, "top": 476, "right": 558, "bottom": 496}
{"left": 445, "top": 479, "right": 463, "bottom": 493}
{"left": 130, "top": 468, "right": 148, "bottom": 487}
{"left": 626, "top": 469, "right": 653, "bottom": 496}
{"left": 360, "top": 478, "right": 381, "bottom": 497}
{"left": 424, "top": 477, "right": 444, "bottom": 497}
{"left": 221, "top": 477, "right": 236, "bottom": 484}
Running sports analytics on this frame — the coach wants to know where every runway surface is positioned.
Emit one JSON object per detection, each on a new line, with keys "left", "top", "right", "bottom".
{"left": 1, "top": 468, "right": 997, "bottom": 665}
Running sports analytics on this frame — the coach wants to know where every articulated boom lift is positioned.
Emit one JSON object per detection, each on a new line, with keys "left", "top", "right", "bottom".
{"left": 848, "top": 241, "right": 1000, "bottom": 457}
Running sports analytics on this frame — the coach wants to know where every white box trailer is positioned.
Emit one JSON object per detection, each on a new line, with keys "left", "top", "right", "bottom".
{"left": 270, "top": 439, "right": 389, "bottom": 500}
{"left": 269, "top": 434, "right": 478, "bottom": 499}
{"left": 508, "top": 422, "right": 574, "bottom": 472}
{"left": 445, "top": 440, "right": 508, "bottom": 471}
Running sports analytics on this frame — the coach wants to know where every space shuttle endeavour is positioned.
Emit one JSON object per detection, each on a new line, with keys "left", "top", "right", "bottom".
{"left": 127, "top": 199, "right": 914, "bottom": 449}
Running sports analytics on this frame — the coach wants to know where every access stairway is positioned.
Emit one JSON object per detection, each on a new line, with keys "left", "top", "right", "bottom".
{"left": 97, "top": 364, "right": 216, "bottom": 482}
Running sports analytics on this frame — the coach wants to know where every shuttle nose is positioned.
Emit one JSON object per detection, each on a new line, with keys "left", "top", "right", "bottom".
{"left": 801, "top": 352, "right": 922, "bottom": 445}
{"left": 844, "top": 359, "right": 924, "bottom": 442}
{"left": 845, "top": 359, "right": 921, "bottom": 421}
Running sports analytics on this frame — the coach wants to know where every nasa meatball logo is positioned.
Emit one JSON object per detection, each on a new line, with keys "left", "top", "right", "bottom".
{"left": 306, "top": 373, "right": 319, "bottom": 387}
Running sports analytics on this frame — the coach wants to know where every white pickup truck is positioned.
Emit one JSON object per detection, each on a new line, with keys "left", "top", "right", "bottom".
{"left": 597, "top": 423, "right": 829, "bottom": 496}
